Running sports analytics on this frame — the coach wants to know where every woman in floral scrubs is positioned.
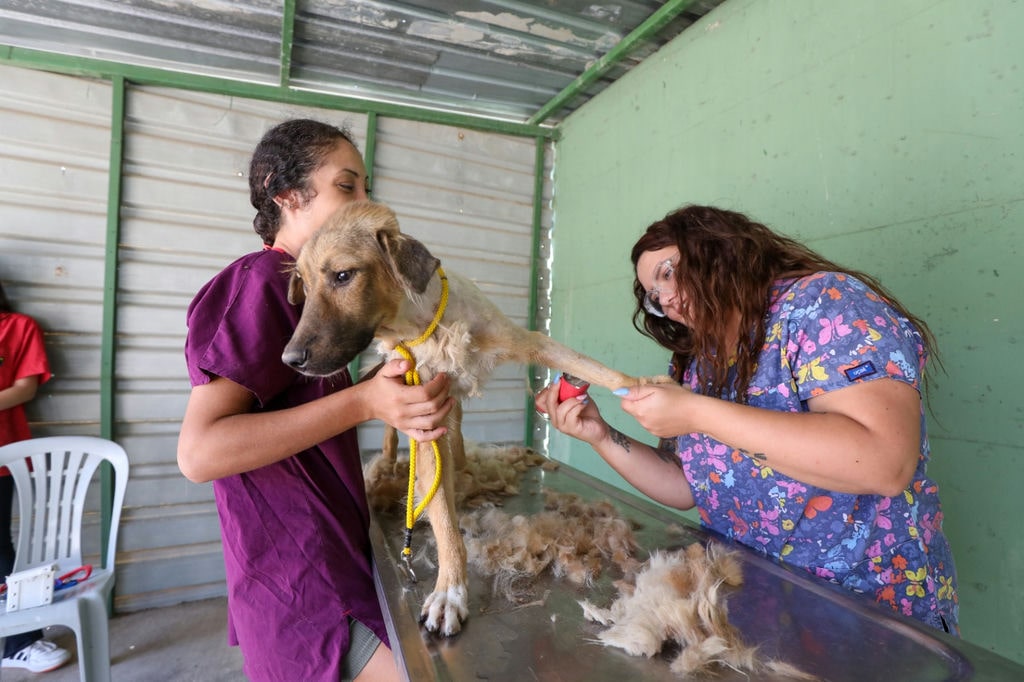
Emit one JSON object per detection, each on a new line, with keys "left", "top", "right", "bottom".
{"left": 537, "top": 204, "right": 958, "bottom": 634}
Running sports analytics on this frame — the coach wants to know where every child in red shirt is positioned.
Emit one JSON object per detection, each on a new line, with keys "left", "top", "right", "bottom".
{"left": 0, "top": 281, "right": 70, "bottom": 673}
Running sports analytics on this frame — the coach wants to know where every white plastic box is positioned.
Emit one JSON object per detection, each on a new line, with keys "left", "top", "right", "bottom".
{"left": 5, "top": 563, "right": 57, "bottom": 612}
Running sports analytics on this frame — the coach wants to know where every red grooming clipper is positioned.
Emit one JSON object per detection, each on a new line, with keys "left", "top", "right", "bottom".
{"left": 557, "top": 372, "right": 590, "bottom": 402}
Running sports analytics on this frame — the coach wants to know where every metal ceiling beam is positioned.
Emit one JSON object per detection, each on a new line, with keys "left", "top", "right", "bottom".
{"left": 100, "top": 74, "right": 126, "bottom": 585}
{"left": 527, "top": 0, "right": 700, "bottom": 126}
{"left": 524, "top": 135, "right": 548, "bottom": 447}
{"left": 0, "top": 45, "right": 560, "bottom": 140}
{"left": 100, "top": 76, "right": 125, "bottom": 445}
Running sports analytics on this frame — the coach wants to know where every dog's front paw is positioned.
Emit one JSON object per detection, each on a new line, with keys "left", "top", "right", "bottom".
{"left": 420, "top": 583, "right": 469, "bottom": 636}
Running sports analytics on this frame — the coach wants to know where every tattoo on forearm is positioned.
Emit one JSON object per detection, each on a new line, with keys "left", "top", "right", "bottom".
{"left": 657, "top": 437, "right": 683, "bottom": 470}
{"left": 609, "top": 428, "right": 631, "bottom": 453}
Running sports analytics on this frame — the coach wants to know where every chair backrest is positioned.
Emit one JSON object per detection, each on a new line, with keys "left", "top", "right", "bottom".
{"left": 0, "top": 436, "right": 129, "bottom": 575}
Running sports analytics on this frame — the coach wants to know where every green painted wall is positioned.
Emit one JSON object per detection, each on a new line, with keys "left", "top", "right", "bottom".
{"left": 547, "top": 0, "right": 1023, "bottom": 664}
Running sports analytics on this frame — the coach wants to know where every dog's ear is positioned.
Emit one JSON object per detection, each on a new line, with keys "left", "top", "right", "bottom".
{"left": 377, "top": 231, "right": 440, "bottom": 294}
{"left": 287, "top": 269, "right": 306, "bottom": 305}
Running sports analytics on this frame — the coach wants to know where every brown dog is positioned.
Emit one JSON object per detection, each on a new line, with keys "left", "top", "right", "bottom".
{"left": 282, "top": 200, "right": 666, "bottom": 636}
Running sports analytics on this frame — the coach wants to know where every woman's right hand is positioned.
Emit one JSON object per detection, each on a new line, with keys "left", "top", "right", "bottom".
{"left": 534, "top": 380, "right": 610, "bottom": 446}
{"left": 536, "top": 378, "right": 696, "bottom": 511}
{"left": 368, "top": 359, "right": 454, "bottom": 442}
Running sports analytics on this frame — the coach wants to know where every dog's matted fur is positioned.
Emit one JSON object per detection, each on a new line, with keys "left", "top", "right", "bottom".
{"left": 282, "top": 200, "right": 669, "bottom": 636}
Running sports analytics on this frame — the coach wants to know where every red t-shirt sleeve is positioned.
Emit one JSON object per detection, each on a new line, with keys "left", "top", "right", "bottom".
{"left": 1, "top": 313, "right": 51, "bottom": 450}
{"left": 12, "top": 315, "right": 52, "bottom": 385}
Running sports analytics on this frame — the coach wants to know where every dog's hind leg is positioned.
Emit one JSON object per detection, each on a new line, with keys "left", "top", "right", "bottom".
{"left": 417, "top": 433, "right": 469, "bottom": 636}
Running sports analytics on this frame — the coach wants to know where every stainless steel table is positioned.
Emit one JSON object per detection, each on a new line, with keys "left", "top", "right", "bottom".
{"left": 370, "top": 458, "right": 1023, "bottom": 681}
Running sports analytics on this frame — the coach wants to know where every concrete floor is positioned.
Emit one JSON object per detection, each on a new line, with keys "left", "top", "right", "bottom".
{"left": 1, "top": 597, "right": 244, "bottom": 681}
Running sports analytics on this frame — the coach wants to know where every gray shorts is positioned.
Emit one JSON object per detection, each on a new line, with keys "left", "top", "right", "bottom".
{"left": 340, "top": 617, "right": 382, "bottom": 680}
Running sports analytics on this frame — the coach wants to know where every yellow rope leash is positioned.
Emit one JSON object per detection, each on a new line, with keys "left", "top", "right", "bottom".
{"left": 396, "top": 268, "right": 449, "bottom": 564}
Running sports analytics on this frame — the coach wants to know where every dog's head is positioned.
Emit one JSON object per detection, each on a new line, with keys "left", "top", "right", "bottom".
{"left": 281, "top": 200, "right": 440, "bottom": 376}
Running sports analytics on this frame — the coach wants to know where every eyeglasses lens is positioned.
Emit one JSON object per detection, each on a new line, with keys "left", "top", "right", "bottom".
{"left": 642, "top": 258, "right": 672, "bottom": 317}
{"left": 643, "top": 293, "right": 665, "bottom": 317}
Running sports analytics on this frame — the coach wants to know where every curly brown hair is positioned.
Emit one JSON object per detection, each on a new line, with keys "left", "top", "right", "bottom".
{"left": 630, "top": 204, "right": 938, "bottom": 402}
{"left": 249, "top": 119, "right": 359, "bottom": 246}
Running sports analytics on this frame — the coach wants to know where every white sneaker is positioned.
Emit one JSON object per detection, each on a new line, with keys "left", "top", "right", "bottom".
{"left": 2, "top": 639, "right": 72, "bottom": 673}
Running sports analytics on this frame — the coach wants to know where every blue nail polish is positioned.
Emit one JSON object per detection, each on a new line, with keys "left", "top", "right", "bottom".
{"left": 612, "top": 388, "right": 629, "bottom": 396}
{"left": 552, "top": 371, "right": 562, "bottom": 382}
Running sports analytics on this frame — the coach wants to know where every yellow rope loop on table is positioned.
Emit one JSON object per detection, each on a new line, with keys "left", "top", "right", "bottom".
{"left": 398, "top": 268, "right": 449, "bottom": 559}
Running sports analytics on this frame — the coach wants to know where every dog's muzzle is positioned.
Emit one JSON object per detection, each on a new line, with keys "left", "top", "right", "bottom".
{"left": 281, "top": 346, "right": 310, "bottom": 371}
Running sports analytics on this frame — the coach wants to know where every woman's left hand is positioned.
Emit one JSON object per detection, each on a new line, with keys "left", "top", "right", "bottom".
{"left": 616, "top": 382, "right": 698, "bottom": 439}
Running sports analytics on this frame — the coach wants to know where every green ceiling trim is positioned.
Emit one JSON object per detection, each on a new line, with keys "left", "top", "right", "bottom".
{"left": 280, "top": 0, "right": 296, "bottom": 88}
{"left": 528, "top": 0, "right": 699, "bottom": 126}
{"left": 0, "top": 44, "right": 560, "bottom": 140}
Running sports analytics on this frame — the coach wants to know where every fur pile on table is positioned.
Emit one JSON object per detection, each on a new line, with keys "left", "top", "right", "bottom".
{"left": 460, "top": 488, "right": 642, "bottom": 599}
{"left": 580, "top": 543, "right": 815, "bottom": 679}
{"left": 363, "top": 443, "right": 813, "bottom": 679}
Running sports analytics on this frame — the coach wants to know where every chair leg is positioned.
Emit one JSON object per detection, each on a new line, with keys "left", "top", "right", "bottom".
{"left": 74, "top": 598, "right": 112, "bottom": 682}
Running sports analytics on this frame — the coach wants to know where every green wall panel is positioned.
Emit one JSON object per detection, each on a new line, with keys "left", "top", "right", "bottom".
{"left": 549, "top": 0, "right": 1023, "bottom": 664}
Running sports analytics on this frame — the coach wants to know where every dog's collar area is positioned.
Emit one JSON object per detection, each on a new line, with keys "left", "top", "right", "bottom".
{"left": 400, "top": 267, "right": 449, "bottom": 350}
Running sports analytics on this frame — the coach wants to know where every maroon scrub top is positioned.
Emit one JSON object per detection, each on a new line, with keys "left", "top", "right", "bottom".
{"left": 185, "top": 248, "right": 388, "bottom": 681}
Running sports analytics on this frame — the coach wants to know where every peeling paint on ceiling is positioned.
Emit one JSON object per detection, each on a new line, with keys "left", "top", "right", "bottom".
{"left": 0, "top": 0, "right": 726, "bottom": 124}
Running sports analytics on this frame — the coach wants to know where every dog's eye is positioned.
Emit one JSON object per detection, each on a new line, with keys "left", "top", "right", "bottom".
{"left": 333, "top": 270, "right": 354, "bottom": 286}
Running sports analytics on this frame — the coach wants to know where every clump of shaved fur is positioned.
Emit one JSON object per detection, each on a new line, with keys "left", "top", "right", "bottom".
{"left": 460, "top": 490, "right": 642, "bottom": 602}
{"left": 581, "top": 544, "right": 816, "bottom": 679}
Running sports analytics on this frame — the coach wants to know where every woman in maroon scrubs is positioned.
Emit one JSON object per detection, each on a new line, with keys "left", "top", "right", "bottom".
{"left": 177, "top": 119, "right": 452, "bottom": 681}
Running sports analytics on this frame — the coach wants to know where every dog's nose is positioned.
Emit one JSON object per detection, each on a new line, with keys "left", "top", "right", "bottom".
{"left": 282, "top": 347, "right": 308, "bottom": 370}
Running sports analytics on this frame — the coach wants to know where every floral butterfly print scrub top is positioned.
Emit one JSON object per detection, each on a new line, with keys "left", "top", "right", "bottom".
{"left": 677, "top": 272, "right": 959, "bottom": 633}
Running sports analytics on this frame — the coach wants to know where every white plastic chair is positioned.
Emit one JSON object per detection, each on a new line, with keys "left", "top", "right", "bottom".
{"left": 0, "top": 436, "right": 129, "bottom": 682}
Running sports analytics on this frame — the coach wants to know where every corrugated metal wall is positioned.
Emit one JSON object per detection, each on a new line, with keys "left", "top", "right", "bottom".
{"left": 0, "top": 62, "right": 552, "bottom": 611}
{"left": 0, "top": 65, "right": 115, "bottom": 567}
{"left": 0, "top": 66, "right": 112, "bottom": 433}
